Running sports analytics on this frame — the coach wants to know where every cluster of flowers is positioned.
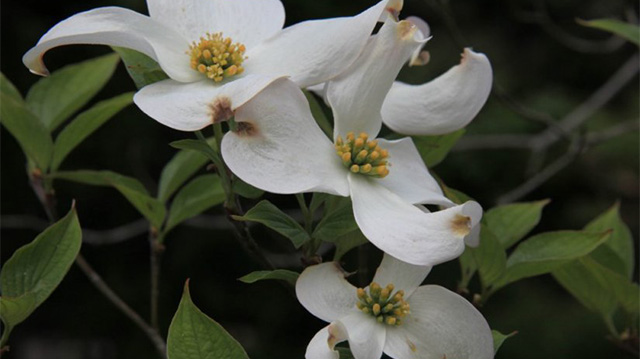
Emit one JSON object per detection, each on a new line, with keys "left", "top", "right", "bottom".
{"left": 25, "top": 0, "right": 495, "bottom": 358}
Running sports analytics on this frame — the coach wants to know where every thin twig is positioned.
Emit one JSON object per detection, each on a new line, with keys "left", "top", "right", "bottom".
{"left": 149, "top": 232, "right": 164, "bottom": 332}
{"left": 75, "top": 255, "right": 167, "bottom": 357}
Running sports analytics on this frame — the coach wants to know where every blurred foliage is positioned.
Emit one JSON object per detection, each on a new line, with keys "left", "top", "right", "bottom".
{"left": 1, "top": 0, "right": 638, "bottom": 358}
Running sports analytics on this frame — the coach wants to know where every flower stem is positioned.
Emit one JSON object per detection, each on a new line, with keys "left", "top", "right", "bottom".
{"left": 295, "top": 193, "right": 313, "bottom": 233}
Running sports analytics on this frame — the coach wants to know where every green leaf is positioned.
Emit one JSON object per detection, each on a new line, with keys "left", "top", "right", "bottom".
{"left": 303, "top": 90, "right": 332, "bottom": 137}
{"left": 0, "top": 208, "right": 81, "bottom": 333}
{"left": 0, "top": 73, "right": 23, "bottom": 102}
{"left": 0, "top": 93, "right": 54, "bottom": 170}
{"left": 327, "top": 229, "right": 369, "bottom": 261}
{"left": 312, "top": 201, "right": 358, "bottom": 241}
{"left": 26, "top": 53, "right": 120, "bottom": 131}
{"left": 309, "top": 193, "right": 330, "bottom": 214}
{"left": 158, "top": 138, "right": 216, "bottom": 202}
{"left": 165, "top": 175, "right": 225, "bottom": 232}
{"left": 232, "top": 200, "right": 310, "bottom": 248}
{"left": 51, "top": 92, "right": 134, "bottom": 170}
{"left": 167, "top": 281, "right": 249, "bottom": 359}
{"left": 495, "top": 230, "right": 611, "bottom": 289}
{"left": 112, "top": 47, "right": 169, "bottom": 89}
{"left": 336, "top": 347, "right": 355, "bottom": 359}
{"left": 584, "top": 203, "right": 634, "bottom": 278}
{"left": 238, "top": 270, "right": 299, "bottom": 286}
{"left": 578, "top": 19, "right": 640, "bottom": 46}
{"left": 413, "top": 129, "right": 465, "bottom": 167}
{"left": 553, "top": 258, "right": 618, "bottom": 318}
{"left": 232, "top": 177, "right": 264, "bottom": 199}
{"left": 441, "top": 184, "right": 473, "bottom": 205}
{"left": 171, "top": 139, "right": 220, "bottom": 163}
{"left": 52, "top": 170, "right": 165, "bottom": 228}
{"left": 470, "top": 226, "right": 507, "bottom": 288}
{"left": 492, "top": 330, "right": 517, "bottom": 354}
{"left": 484, "top": 200, "right": 549, "bottom": 249}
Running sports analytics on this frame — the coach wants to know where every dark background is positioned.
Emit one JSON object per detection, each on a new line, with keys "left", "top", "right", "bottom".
{"left": 1, "top": 0, "right": 638, "bottom": 358}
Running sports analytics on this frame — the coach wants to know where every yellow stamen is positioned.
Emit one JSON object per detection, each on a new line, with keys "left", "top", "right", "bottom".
{"left": 188, "top": 32, "right": 247, "bottom": 82}
{"left": 334, "top": 132, "right": 390, "bottom": 178}
{"left": 355, "top": 282, "right": 409, "bottom": 326}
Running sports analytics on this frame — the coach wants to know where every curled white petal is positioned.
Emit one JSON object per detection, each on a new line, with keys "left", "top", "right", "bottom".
{"left": 384, "top": 285, "right": 494, "bottom": 359}
{"left": 146, "top": 0, "right": 285, "bottom": 48}
{"left": 247, "top": 0, "right": 390, "bottom": 88}
{"left": 22, "top": 7, "right": 198, "bottom": 82}
{"left": 405, "top": 16, "right": 431, "bottom": 67}
{"left": 376, "top": 137, "right": 452, "bottom": 206}
{"left": 382, "top": 48, "right": 493, "bottom": 135}
{"left": 337, "top": 312, "right": 386, "bottom": 359}
{"left": 349, "top": 174, "right": 482, "bottom": 266}
{"left": 305, "top": 324, "right": 347, "bottom": 359}
{"left": 296, "top": 262, "right": 358, "bottom": 323}
{"left": 133, "top": 74, "right": 281, "bottom": 131}
{"left": 221, "top": 79, "right": 350, "bottom": 196}
{"left": 328, "top": 16, "right": 427, "bottom": 139}
{"left": 372, "top": 253, "right": 431, "bottom": 298}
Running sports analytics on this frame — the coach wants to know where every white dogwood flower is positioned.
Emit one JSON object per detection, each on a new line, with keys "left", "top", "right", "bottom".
{"left": 221, "top": 15, "right": 483, "bottom": 266}
{"left": 23, "top": 0, "right": 400, "bottom": 131}
{"left": 296, "top": 254, "right": 494, "bottom": 359}
{"left": 309, "top": 13, "right": 493, "bottom": 136}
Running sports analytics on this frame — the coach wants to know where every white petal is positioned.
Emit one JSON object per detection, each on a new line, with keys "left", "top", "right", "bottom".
{"left": 372, "top": 253, "right": 431, "bottom": 298}
{"left": 22, "top": 7, "right": 198, "bottom": 82}
{"left": 376, "top": 137, "right": 452, "bottom": 206}
{"left": 296, "top": 262, "right": 358, "bottom": 323}
{"left": 381, "top": 48, "right": 493, "bottom": 136}
{"left": 146, "top": 0, "right": 285, "bottom": 48}
{"left": 384, "top": 285, "right": 494, "bottom": 359}
{"left": 328, "top": 17, "right": 427, "bottom": 140}
{"left": 406, "top": 16, "right": 431, "bottom": 66}
{"left": 306, "top": 324, "right": 348, "bottom": 359}
{"left": 133, "top": 74, "right": 281, "bottom": 131}
{"left": 349, "top": 174, "right": 483, "bottom": 266}
{"left": 338, "top": 312, "right": 386, "bottom": 359}
{"left": 221, "top": 79, "right": 350, "bottom": 196}
{"left": 465, "top": 221, "right": 482, "bottom": 247}
{"left": 247, "top": 0, "right": 390, "bottom": 89}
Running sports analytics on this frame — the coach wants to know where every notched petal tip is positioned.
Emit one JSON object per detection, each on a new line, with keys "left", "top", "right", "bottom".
{"left": 396, "top": 20, "right": 418, "bottom": 40}
{"left": 450, "top": 214, "right": 472, "bottom": 237}
{"left": 384, "top": 0, "right": 404, "bottom": 20}
{"left": 208, "top": 97, "right": 234, "bottom": 124}
{"left": 409, "top": 50, "right": 430, "bottom": 67}
{"left": 234, "top": 121, "right": 260, "bottom": 137}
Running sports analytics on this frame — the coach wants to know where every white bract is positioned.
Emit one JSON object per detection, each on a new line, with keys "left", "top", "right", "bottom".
{"left": 296, "top": 254, "right": 494, "bottom": 359}
{"left": 221, "top": 14, "right": 484, "bottom": 266}
{"left": 310, "top": 13, "right": 494, "bottom": 136}
{"left": 23, "top": 0, "right": 400, "bottom": 131}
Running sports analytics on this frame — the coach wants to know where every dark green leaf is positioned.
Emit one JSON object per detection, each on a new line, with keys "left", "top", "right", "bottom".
{"left": 52, "top": 92, "right": 134, "bottom": 170}
{"left": 309, "top": 193, "right": 330, "bottom": 214}
{"left": 328, "top": 229, "right": 369, "bottom": 261}
{"left": 158, "top": 138, "right": 216, "bottom": 202}
{"left": 170, "top": 139, "right": 220, "bottom": 163}
{"left": 584, "top": 203, "right": 634, "bottom": 278}
{"left": 496, "top": 230, "right": 611, "bottom": 288}
{"left": 1, "top": 73, "right": 23, "bottom": 102}
{"left": 492, "top": 330, "right": 517, "bottom": 354}
{"left": 470, "top": 226, "right": 507, "bottom": 288}
{"left": 441, "top": 184, "right": 473, "bottom": 205}
{"left": 0, "top": 208, "right": 81, "bottom": 331}
{"left": 0, "top": 93, "right": 54, "bottom": 170}
{"left": 313, "top": 202, "right": 358, "bottom": 241}
{"left": 238, "top": 270, "right": 299, "bottom": 286}
{"left": 578, "top": 19, "right": 640, "bottom": 46}
{"left": 336, "top": 347, "right": 355, "bottom": 359}
{"left": 303, "top": 90, "right": 332, "bottom": 137}
{"left": 52, "top": 170, "right": 165, "bottom": 228}
{"left": 232, "top": 177, "right": 264, "bottom": 199}
{"left": 167, "top": 281, "right": 249, "bottom": 359}
{"left": 165, "top": 175, "right": 225, "bottom": 232}
{"left": 26, "top": 54, "right": 120, "bottom": 131}
{"left": 232, "top": 200, "right": 310, "bottom": 248}
{"left": 113, "top": 47, "right": 169, "bottom": 89}
{"left": 484, "top": 200, "right": 549, "bottom": 249}
{"left": 413, "top": 129, "right": 465, "bottom": 167}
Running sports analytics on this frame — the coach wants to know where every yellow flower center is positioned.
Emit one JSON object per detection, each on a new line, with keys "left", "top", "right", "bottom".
{"left": 188, "top": 32, "right": 246, "bottom": 82}
{"left": 335, "top": 132, "right": 390, "bottom": 178}
{"left": 356, "top": 282, "right": 409, "bottom": 326}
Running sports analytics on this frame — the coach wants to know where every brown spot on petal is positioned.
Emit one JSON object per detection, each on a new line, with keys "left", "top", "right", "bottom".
{"left": 407, "top": 339, "right": 417, "bottom": 352}
{"left": 451, "top": 214, "right": 471, "bottom": 236}
{"left": 208, "top": 97, "right": 233, "bottom": 124}
{"left": 234, "top": 121, "right": 259, "bottom": 137}
{"left": 397, "top": 20, "right": 417, "bottom": 40}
